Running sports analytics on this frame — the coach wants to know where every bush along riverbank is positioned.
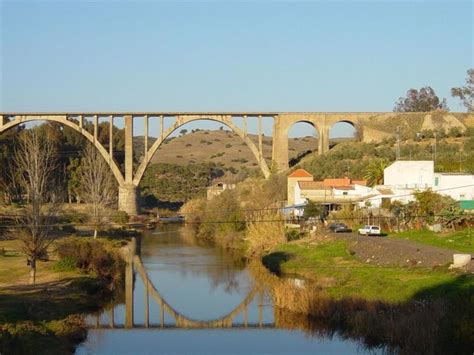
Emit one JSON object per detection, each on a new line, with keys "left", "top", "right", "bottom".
{"left": 0, "top": 236, "right": 129, "bottom": 355}
{"left": 179, "top": 174, "right": 287, "bottom": 254}
{"left": 258, "top": 236, "right": 474, "bottom": 354}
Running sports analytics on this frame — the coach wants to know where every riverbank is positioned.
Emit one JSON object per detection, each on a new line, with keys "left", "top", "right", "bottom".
{"left": 0, "top": 236, "right": 129, "bottom": 354}
{"left": 256, "top": 231, "right": 473, "bottom": 353}
{"left": 262, "top": 232, "right": 473, "bottom": 302}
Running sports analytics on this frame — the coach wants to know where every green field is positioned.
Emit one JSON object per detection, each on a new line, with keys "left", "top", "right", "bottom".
{"left": 263, "top": 239, "right": 473, "bottom": 303}
{"left": 388, "top": 228, "right": 474, "bottom": 253}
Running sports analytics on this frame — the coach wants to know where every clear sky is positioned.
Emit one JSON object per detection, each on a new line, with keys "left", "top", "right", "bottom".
{"left": 1, "top": 0, "right": 472, "bottom": 138}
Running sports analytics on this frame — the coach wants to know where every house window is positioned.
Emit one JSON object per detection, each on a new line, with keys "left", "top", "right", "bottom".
{"left": 434, "top": 177, "right": 439, "bottom": 186}
{"left": 343, "top": 192, "right": 348, "bottom": 195}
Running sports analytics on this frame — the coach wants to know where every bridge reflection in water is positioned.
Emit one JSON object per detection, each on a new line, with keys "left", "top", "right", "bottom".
{"left": 90, "top": 255, "right": 274, "bottom": 330}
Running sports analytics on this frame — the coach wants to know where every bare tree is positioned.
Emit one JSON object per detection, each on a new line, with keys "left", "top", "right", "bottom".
{"left": 79, "top": 144, "right": 117, "bottom": 238}
{"left": 13, "top": 130, "right": 61, "bottom": 284}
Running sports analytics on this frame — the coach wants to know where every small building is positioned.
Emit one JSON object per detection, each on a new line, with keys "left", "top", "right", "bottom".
{"left": 206, "top": 182, "right": 236, "bottom": 200}
{"left": 287, "top": 169, "right": 314, "bottom": 206}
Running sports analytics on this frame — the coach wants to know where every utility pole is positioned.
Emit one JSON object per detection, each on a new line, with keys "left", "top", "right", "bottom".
{"left": 396, "top": 126, "right": 400, "bottom": 160}
{"left": 433, "top": 132, "right": 437, "bottom": 163}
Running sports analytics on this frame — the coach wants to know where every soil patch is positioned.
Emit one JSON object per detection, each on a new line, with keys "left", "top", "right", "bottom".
{"left": 332, "top": 233, "right": 464, "bottom": 268}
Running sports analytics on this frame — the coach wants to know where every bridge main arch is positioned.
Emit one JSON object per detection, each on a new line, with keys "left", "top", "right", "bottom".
{"left": 133, "top": 114, "right": 271, "bottom": 186}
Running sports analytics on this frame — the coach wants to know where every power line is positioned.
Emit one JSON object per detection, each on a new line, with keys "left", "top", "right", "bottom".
{"left": 0, "top": 183, "right": 472, "bottom": 217}
{"left": 0, "top": 212, "right": 472, "bottom": 229}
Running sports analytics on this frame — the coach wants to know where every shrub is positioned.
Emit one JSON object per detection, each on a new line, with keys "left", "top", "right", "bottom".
{"left": 56, "top": 239, "right": 124, "bottom": 289}
{"left": 225, "top": 143, "right": 232, "bottom": 148}
{"left": 52, "top": 256, "right": 77, "bottom": 272}
{"left": 111, "top": 211, "right": 129, "bottom": 225}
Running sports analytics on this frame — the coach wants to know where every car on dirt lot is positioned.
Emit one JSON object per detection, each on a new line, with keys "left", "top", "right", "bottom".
{"left": 358, "top": 225, "right": 381, "bottom": 236}
{"left": 328, "top": 223, "right": 352, "bottom": 233}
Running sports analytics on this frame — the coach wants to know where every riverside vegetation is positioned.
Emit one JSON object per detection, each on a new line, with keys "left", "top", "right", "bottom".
{"left": 0, "top": 233, "right": 129, "bottom": 354}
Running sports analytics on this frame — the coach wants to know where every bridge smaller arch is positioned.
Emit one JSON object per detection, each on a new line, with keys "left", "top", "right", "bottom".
{"left": 287, "top": 120, "right": 320, "bottom": 167}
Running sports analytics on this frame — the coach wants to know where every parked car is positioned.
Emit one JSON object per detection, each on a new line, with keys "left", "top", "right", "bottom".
{"left": 358, "top": 225, "right": 382, "bottom": 236}
{"left": 328, "top": 223, "right": 352, "bottom": 233}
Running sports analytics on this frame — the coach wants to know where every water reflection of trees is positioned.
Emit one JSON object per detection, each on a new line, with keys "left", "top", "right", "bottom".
{"left": 249, "top": 261, "right": 473, "bottom": 355}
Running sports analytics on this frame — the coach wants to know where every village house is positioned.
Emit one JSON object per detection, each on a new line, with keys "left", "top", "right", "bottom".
{"left": 286, "top": 169, "right": 373, "bottom": 213}
{"left": 286, "top": 161, "right": 474, "bottom": 215}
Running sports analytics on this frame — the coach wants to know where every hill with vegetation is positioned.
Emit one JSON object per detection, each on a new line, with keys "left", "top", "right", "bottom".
{"left": 297, "top": 128, "right": 474, "bottom": 181}
{"left": 135, "top": 129, "right": 318, "bottom": 170}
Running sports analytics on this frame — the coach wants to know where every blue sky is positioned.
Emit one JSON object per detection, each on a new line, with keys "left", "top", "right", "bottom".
{"left": 1, "top": 0, "right": 472, "bottom": 138}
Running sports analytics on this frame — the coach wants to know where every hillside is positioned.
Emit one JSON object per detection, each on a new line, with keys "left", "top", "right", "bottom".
{"left": 136, "top": 130, "right": 319, "bottom": 171}
{"left": 298, "top": 133, "right": 474, "bottom": 181}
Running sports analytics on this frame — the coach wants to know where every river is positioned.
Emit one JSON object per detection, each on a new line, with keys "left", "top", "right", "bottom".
{"left": 76, "top": 226, "right": 383, "bottom": 354}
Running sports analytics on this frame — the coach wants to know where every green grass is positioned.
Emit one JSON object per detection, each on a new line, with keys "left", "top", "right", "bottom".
{"left": 265, "top": 240, "right": 473, "bottom": 303}
{"left": 388, "top": 228, "right": 474, "bottom": 253}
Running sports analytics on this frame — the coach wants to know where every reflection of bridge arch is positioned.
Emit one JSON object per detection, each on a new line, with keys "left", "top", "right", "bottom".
{"left": 123, "top": 255, "right": 267, "bottom": 329}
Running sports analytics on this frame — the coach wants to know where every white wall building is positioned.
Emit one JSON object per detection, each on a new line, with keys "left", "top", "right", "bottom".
{"left": 383, "top": 160, "right": 434, "bottom": 189}
{"left": 383, "top": 161, "right": 474, "bottom": 206}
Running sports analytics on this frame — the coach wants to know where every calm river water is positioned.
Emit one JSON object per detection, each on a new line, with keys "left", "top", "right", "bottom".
{"left": 76, "top": 226, "right": 382, "bottom": 355}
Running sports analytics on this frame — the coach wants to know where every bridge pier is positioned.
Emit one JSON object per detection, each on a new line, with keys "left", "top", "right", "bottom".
{"left": 118, "top": 184, "right": 141, "bottom": 216}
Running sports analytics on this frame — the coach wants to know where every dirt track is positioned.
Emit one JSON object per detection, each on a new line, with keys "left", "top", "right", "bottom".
{"left": 330, "top": 233, "right": 471, "bottom": 268}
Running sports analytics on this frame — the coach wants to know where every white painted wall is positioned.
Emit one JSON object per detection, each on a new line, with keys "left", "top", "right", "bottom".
{"left": 294, "top": 183, "right": 306, "bottom": 205}
{"left": 384, "top": 161, "right": 434, "bottom": 189}
{"left": 434, "top": 173, "right": 474, "bottom": 200}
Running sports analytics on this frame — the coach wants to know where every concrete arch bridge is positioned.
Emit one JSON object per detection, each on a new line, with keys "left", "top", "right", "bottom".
{"left": 1, "top": 112, "right": 471, "bottom": 215}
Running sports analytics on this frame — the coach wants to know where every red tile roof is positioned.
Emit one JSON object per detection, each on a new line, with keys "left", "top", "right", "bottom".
{"left": 288, "top": 169, "right": 313, "bottom": 178}
{"left": 298, "top": 181, "right": 331, "bottom": 190}
{"left": 323, "top": 177, "right": 351, "bottom": 187}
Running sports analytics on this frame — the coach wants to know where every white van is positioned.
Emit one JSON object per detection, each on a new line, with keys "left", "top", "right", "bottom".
{"left": 358, "top": 225, "right": 381, "bottom": 236}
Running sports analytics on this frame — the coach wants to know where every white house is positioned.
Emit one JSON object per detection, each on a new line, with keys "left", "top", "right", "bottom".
{"left": 383, "top": 160, "right": 434, "bottom": 189}
{"left": 382, "top": 160, "right": 474, "bottom": 209}
{"left": 287, "top": 169, "right": 377, "bottom": 212}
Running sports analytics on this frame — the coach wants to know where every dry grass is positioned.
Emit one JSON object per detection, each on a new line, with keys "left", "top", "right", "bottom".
{"left": 0, "top": 240, "right": 79, "bottom": 287}
{"left": 149, "top": 130, "right": 317, "bottom": 170}
{"left": 244, "top": 211, "right": 286, "bottom": 256}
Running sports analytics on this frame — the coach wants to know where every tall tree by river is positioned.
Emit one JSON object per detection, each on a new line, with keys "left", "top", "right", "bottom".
{"left": 13, "top": 130, "right": 61, "bottom": 284}
{"left": 79, "top": 144, "right": 117, "bottom": 238}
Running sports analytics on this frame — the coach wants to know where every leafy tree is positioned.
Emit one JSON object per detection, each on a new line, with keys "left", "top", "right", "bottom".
{"left": 364, "top": 158, "right": 389, "bottom": 186}
{"left": 394, "top": 86, "right": 448, "bottom": 112}
{"left": 303, "top": 200, "right": 324, "bottom": 219}
{"left": 451, "top": 68, "right": 473, "bottom": 112}
{"left": 180, "top": 129, "right": 188, "bottom": 136}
